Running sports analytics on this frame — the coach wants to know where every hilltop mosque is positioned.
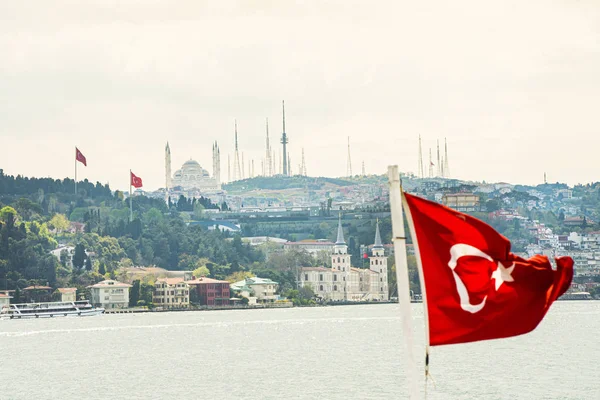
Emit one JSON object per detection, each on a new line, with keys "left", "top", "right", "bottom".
{"left": 165, "top": 142, "right": 221, "bottom": 193}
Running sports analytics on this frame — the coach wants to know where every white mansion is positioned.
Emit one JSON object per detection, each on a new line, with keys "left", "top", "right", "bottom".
{"left": 300, "top": 219, "right": 389, "bottom": 302}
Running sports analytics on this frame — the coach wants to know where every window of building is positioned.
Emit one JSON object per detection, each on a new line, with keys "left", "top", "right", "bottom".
{"left": 305, "top": 274, "right": 308, "bottom": 281}
{"left": 333, "top": 285, "right": 337, "bottom": 291}
{"left": 319, "top": 285, "right": 324, "bottom": 291}
{"left": 333, "top": 275, "right": 337, "bottom": 281}
{"left": 319, "top": 274, "right": 323, "bottom": 281}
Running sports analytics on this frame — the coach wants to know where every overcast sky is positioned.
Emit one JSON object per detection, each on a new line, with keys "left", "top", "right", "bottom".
{"left": 1, "top": 1, "right": 599, "bottom": 190}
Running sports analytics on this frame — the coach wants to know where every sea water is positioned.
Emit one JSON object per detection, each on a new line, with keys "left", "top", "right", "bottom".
{"left": 0, "top": 302, "right": 598, "bottom": 399}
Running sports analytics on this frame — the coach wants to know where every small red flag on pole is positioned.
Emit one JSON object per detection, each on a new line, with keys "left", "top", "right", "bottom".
{"left": 130, "top": 171, "right": 143, "bottom": 188}
{"left": 75, "top": 147, "right": 87, "bottom": 166}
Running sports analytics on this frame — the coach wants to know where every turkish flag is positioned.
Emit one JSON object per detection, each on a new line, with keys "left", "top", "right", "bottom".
{"left": 75, "top": 147, "right": 87, "bottom": 166}
{"left": 404, "top": 193, "right": 573, "bottom": 346}
{"left": 130, "top": 171, "right": 143, "bottom": 188}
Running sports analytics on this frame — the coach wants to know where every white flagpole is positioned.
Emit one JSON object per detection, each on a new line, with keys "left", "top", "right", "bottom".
{"left": 74, "top": 147, "right": 77, "bottom": 196}
{"left": 129, "top": 170, "right": 133, "bottom": 222}
{"left": 402, "top": 192, "right": 432, "bottom": 387}
{"left": 387, "top": 165, "right": 419, "bottom": 399}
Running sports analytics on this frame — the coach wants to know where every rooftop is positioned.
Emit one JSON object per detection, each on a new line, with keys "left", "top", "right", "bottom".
{"left": 23, "top": 285, "right": 53, "bottom": 291}
{"left": 87, "top": 280, "right": 132, "bottom": 289}
{"left": 186, "top": 277, "right": 229, "bottom": 285}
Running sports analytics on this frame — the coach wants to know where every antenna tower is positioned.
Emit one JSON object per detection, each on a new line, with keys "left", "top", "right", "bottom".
{"left": 301, "top": 148, "right": 307, "bottom": 176}
{"left": 428, "top": 148, "right": 433, "bottom": 178}
{"left": 418, "top": 135, "right": 424, "bottom": 178}
{"left": 265, "top": 118, "right": 272, "bottom": 177}
{"left": 444, "top": 138, "right": 450, "bottom": 179}
{"left": 346, "top": 136, "right": 352, "bottom": 177}
{"left": 281, "top": 101, "right": 289, "bottom": 176}
{"left": 436, "top": 140, "right": 441, "bottom": 177}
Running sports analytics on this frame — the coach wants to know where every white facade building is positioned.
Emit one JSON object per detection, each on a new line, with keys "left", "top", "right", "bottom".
{"left": 231, "top": 277, "right": 279, "bottom": 303}
{"left": 153, "top": 278, "right": 190, "bottom": 309}
{"left": 299, "top": 218, "right": 389, "bottom": 302}
{"left": 56, "top": 288, "right": 77, "bottom": 302}
{"left": 0, "top": 293, "right": 11, "bottom": 308}
{"left": 88, "top": 280, "right": 132, "bottom": 309}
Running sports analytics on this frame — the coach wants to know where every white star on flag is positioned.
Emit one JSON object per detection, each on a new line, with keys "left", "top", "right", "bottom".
{"left": 491, "top": 262, "right": 515, "bottom": 291}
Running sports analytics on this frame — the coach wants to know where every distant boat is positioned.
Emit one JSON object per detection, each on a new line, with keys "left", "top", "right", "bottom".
{"left": 0, "top": 300, "right": 104, "bottom": 319}
{"left": 559, "top": 292, "right": 593, "bottom": 301}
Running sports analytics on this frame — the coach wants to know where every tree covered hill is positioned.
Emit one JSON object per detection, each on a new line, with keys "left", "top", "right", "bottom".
{"left": 0, "top": 169, "right": 264, "bottom": 299}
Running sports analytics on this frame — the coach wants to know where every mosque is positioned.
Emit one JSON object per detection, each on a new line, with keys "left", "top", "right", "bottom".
{"left": 165, "top": 142, "right": 222, "bottom": 194}
{"left": 299, "top": 219, "right": 389, "bottom": 302}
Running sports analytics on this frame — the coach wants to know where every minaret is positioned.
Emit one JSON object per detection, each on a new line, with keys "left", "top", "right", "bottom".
{"left": 444, "top": 138, "right": 450, "bottom": 179}
{"left": 281, "top": 100, "right": 289, "bottom": 176}
{"left": 227, "top": 154, "right": 231, "bottom": 183}
{"left": 165, "top": 142, "right": 172, "bottom": 203}
{"left": 346, "top": 136, "right": 352, "bottom": 177}
{"left": 212, "top": 141, "right": 221, "bottom": 188}
{"left": 233, "top": 121, "right": 241, "bottom": 181}
{"left": 418, "top": 135, "right": 424, "bottom": 178}
{"left": 369, "top": 220, "right": 388, "bottom": 300}
{"left": 332, "top": 214, "right": 351, "bottom": 301}
{"left": 436, "top": 140, "right": 441, "bottom": 177}
{"left": 361, "top": 161, "right": 365, "bottom": 176}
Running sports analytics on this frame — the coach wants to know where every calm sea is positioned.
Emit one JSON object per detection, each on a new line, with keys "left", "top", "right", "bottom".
{"left": 0, "top": 302, "right": 598, "bottom": 400}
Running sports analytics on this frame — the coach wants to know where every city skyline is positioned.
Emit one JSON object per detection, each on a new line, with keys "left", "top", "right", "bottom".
{"left": 2, "top": 1, "right": 599, "bottom": 190}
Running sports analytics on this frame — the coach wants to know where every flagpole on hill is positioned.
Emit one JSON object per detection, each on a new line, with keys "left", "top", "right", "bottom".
{"left": 387, "top": 165, "right": 419, "bottom": 400}
{"left": 129, "top": 169, "right": 133, "bottom": 222}
{"left": 74, "top": 147, "right": 77, "bottom": 196}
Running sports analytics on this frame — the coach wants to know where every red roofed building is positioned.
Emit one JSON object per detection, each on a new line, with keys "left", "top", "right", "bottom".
{"left": 187, "top": 277, "right": 231, "bottom": 306}
{"left": 23, "top": 285, "right": 53, "bottom": 303}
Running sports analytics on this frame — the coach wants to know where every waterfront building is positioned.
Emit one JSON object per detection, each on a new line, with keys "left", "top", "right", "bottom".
{"left": 299, "top": 219, "right": 389, "bottom": 302}
{"left": 87, "top": 280, "right": 132, "bottom": 309}
{"left": 23, "top": 285, "right": 53, "bottom": 303}
{"left": 0, "top": 293, "right": 11, "bottom": 308}
{"left": 55, "top": 288, "right": 77, "bottom": 302}
{"left": 153, "top": 278, "right": 190, "bottom": 309}
{"left": 231, "top": 277, "right": 279, "bottom": 303}
{"left": 187, "top": 277, "right": 231, "bottom": 306}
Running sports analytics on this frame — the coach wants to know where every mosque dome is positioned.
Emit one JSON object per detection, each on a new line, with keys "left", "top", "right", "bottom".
{"left": 171, "top": 159, "right": 213, "bottom": 189}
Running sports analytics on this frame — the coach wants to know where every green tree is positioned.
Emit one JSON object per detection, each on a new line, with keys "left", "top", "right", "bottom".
{"left": 49, "top": 213, "right": 70, "bottom": 233}
{"left": 85, "top": 257, "right": 92, "bottom": 271}
{"left": 72, "top": 244, "right": 86, "bottom": 270}
{"left": 193, "top": 265, "right": 210, "bottom": 278}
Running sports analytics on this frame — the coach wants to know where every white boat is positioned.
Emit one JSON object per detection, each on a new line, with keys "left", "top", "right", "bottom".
{"left": 0, "top": 300, "right": 104, "bottom": 319}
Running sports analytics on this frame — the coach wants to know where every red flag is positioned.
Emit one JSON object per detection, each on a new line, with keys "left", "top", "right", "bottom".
{"left": 404, "top": 192, "right": 573, "bottom": 346}
{"left": 75, "top": 148, "right": 87, "bottom": 166}
{"left": 363, "top": 252, "right": 368, "bottom": 259}
{"left": 130, "top": 171, "right": 143, "bottom": 188}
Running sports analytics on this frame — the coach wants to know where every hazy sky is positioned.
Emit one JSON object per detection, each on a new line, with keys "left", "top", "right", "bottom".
{"left": 1, "top": 1, "right": 599, "bottom": 190}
